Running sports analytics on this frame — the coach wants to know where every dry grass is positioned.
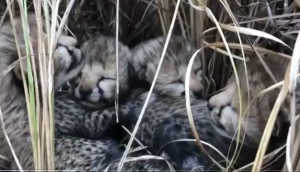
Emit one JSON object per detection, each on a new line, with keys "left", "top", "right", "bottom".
{"left": 0, "top": 0, "right": 300, "bottom": 171}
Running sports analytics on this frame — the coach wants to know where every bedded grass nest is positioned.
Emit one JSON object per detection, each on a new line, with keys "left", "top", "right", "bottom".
{"left": 1, "top": 0, "right": 300, "bottom": 171}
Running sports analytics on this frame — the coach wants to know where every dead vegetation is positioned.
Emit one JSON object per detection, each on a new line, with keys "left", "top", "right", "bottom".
{"left": 0, "top": 0, "right": 300, "bottom": 171}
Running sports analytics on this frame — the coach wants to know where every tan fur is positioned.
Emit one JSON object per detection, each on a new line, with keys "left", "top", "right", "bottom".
{"left": 70, "top": 35, "right": 132, "bottom": 108}
{"left": 0, "top": 13, "right": 84, "bottom": 170}
{"left": 208, "top": 54, "right": 293, "bottom": 145}
{"left": 131, "top": 35, "right": 204, "bottom": 98}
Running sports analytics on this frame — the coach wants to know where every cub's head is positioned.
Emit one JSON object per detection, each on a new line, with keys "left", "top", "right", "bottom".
{"left": 69, "top": 35, "right": 133, "bottom": 108}
{"left": 132, "top": 36, "right": 203, "bottom": 98}
{"left": 207, "top": 56, "right": 291, "bottom": 145}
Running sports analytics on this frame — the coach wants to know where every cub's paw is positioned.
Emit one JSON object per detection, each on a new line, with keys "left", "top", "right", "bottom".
{"left": 54, "top": 35, "right": 84, "bottom": 90}
{"left": 208, "top": 91, "right": 232, "bottom": 111}
{"left": 12, "top": 34, "right": 84, "bottom": 92}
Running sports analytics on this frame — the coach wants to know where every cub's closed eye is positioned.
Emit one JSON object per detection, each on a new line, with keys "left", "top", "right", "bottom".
{"left": 99, "top": 76, "right": 115, "bottom": 81}
{"left": 170, "top": 80, "right": 184, "bottom": 84}
{"left": 56, "top": 43, "right": 63, "bottom": 49}
{"left": 56, "top": 43, "right": 68, "bottom": 49}
{"left": 56, "top": 43, "right": 73, "bottom": 56}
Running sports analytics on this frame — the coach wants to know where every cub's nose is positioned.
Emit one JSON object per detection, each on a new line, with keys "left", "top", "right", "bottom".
{"left": 207, "top": 103, "right": 214, "bottom": 111}
{"left": 79, "top": 88, "right": 92, "bottom": 97}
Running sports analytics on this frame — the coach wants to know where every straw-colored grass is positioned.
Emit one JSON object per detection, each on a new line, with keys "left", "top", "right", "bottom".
{"left": 0, "top": 0, "right": 300, "bottom": 171}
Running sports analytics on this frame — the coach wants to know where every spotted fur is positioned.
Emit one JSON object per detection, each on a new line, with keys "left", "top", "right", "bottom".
{"left": 54, "top": 71, "right": 172, "bottom": 171}
{"left": 131, "top": 35, "right": 204, "bottom": 98}
{"left": 55, "top": 90, "right": 260, "bottom": 171}
{"left": 124, "top": 92, "right": 262, "bottom": 171}
{"left": 208, "top": 54, "right": 292, "bottom": 146}
{"left": 55, "top": 129, "right": 171, "bottom": 172}
{"left": 0, "top": 13, "right": 84, "bottom": 170}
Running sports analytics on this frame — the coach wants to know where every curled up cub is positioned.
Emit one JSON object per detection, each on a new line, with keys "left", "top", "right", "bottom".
{"left": 122, "top": 36, "right": 259, "bottom": 171}
{"left": 208, "top": 53, "right": 292, "bottom": 146}
{"left": 54, "top": 35, "right": 173, "bottom": 171}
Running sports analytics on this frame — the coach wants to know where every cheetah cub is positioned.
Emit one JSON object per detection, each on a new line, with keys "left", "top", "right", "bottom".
{"left": 0, "top": 13, "right": 84, "bottom": 170}
{"left": 68, "top": 34, "right": 134, "bottom": 109}
{"left": 53, "top": 36, "right": 173, "bottom": 171}
{"left": 56, "top": 34, "right": 134, "bottom": 141}
{"left": 131, "top": 35, "right": 204, "bottom": 98}
{"left": 208, "top": 54, "right": 292, "bottom": 145}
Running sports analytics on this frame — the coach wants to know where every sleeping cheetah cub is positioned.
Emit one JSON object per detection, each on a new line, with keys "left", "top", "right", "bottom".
{"left": 0, "top": 13, "right": 84, "bottom": 170}
{"left": 56, "top": 34, "right": 134, "bottom": 141}
{"left": 54, "top": 35, "right": 173, "bottom": 171}
{"left": 131, "top": 35, "right": 204, "bottom": 98}
{"left": 208, "top": 54, "right": 292, "bottom": 145}
{"left": 67, "top": 34, "right": 135, "bottom": 109}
